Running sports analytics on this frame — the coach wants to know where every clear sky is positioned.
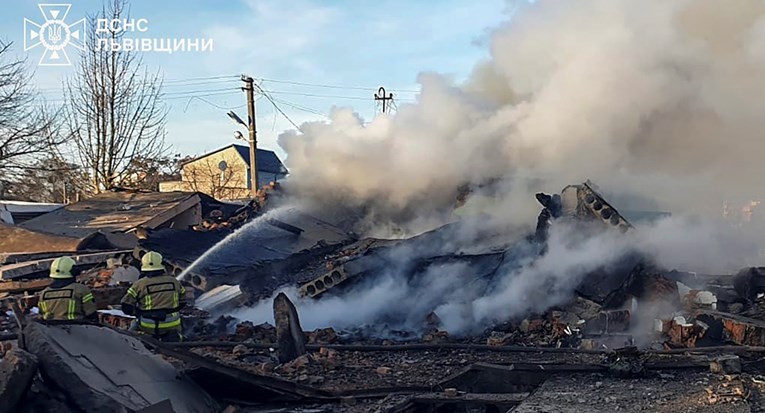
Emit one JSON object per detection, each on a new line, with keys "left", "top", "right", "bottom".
{"left": 1, "top": 0, "right": 510, "bottom": 160}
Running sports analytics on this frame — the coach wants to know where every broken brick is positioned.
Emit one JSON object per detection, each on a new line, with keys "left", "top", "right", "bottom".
{"left": 307, "top": 327, "right": 337, "bottom": 344}
{"left": 710, "top": 355, "right": 742, "bottom": 375}
{"left": 234, "top": 321, "right": 256, "bottom": 340}
{"left": 422, "top": 330, "right": 449, "bottom": 343}
{"left": 667, "top": 320, "right": 706, "bottom": 348}
{"left": 319, "top": 347, "right": 338, "bottom": 358}
{"left": 486, "top": 331, "right": 512, "bottom": 347}
{"left": 585, "top": 310, "right": 631, "bottom": 334}
{"left": 232, "top": 344, "right": 248, "bottom": 357}
{"left": 696, "top": 310, "right": 765, "bottom": 346}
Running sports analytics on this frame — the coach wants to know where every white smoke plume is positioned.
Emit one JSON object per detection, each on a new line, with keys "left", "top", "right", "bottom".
{"left": 280, "top": 0, "right": 765, "bottom": 231}
{"left": 231, "top": 0, "right": 765, "bottom": 336}
{"left": 231, "top": 216, "right": 765, "bottom": 336}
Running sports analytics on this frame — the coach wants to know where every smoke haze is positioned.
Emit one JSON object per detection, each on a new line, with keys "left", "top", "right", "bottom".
{"left": 231, "top": 0, "right": 765, "bottom": 336}
{"left": 232, "top": 216, "right": 765, "bottom": 336}
{"left": 280, "top": 0, "right": 765, "bottom": 231}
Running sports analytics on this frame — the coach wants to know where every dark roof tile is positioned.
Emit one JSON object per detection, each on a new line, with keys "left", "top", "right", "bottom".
{"left": 232, "top": 144, "right": 288, "bottom": 175}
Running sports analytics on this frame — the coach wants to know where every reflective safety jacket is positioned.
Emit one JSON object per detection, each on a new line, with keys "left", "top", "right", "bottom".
{"left": 121, "top": 274, "right": 186, "bottom": 333}
{"left": 39, "top": 281, "right": 97, "bottom": 321}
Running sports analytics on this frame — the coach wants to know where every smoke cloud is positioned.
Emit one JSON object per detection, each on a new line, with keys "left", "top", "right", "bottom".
{"left": 230, "top": 1, "right": 765, "bottom": 336}
{"left": 280, "top": 0, "right": 765, "bottom": 230}
{"left": 231, "top": 216, "right": 765, "bottom": 336}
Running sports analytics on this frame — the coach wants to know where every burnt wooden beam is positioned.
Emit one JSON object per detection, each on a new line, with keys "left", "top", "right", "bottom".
{"left": 170, "top": 340, "right": 765, "bottom": 356}
{"left": 273, "top": 293, "right": 306, "bottom": 363}
{"left": 171, "top": 341, "right": 609, "bottom": 354}
{"left": 0, "top": 279, "right": 52, "bottom": 294}
{"left": 411, "top": 391, "right": 530, "bottom": 405}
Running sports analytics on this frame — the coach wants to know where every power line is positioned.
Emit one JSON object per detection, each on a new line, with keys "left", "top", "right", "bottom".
{"left": 260, "top": 89, "right": 417, "bottom": 101}
{"left": 36, "top": 76, "right": 239, "bottom": 93}
{"left": 374, "top": 86, "right": 395, "bottom": 114}
{"left": 253, "top": 84, "right": 300, "bottom": 130}
{"left": 182, "top": 95, "right": 246, "bottom": 113}
{"left": 42, "top": 90, "right": 240, "bottom": 103}
{"left": 32, "top": 73, "right": 421, "bottom": 111}
{"left": 258, "top": 77, "right": 419, "bottom": 93}
{"left": 270, "top": 97, "right": 329, "bottom": 118}
{"left": 162, "top": 90, "right": 240, "bottom": 100}
{"left": 164, "top": 74, "right": 239, "bottom": 83}
{"left": 163, "top": 87, "right": 240, "bottom": 96}
{"left": 38, "top": 75, "right": 417, "bottom": 95}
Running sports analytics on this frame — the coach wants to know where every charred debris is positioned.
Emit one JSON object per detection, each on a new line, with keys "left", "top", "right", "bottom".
{"left": 4, "top": 183, "right": 765, "bottom": 412}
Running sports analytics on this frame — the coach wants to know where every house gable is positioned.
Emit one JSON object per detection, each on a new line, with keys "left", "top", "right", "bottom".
{"left": 181, "top": 144, "right": 287, "bottom": 175}
{"left": 163, "top": 144, "right": 287, "bottom": 200}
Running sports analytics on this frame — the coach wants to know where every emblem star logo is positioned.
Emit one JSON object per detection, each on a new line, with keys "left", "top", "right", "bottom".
{"left": 23, "top": 4, "right": 86, "bottom": 66}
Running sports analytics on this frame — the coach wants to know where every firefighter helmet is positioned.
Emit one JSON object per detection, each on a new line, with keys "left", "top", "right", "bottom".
{"left": 50, "top": 256, "right": 76, "bottom": 279}
{"left": 141, "top": 251, "right": 165, "bottom": 272}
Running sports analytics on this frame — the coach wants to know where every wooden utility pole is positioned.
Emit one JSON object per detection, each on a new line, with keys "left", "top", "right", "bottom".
{"left": 374, "top": 86, "right": 394, "bottom": 114}
{"left": 242, "top": 75, "right": 259, "bottom": 198}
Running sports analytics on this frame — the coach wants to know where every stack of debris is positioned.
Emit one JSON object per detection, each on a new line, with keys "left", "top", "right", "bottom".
{"left": 7, "top": 181, "right": 765, "bottom": 411}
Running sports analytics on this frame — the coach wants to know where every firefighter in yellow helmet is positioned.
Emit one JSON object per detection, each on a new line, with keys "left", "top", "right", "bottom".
{"left": 120, "top": 251, "right": 187, "bottom": 341}
{"left": 39, "top": 256, "right": 97, "bottom": 321}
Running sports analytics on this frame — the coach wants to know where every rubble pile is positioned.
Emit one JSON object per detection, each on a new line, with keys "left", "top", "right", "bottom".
{"left": 5, "top": 183, "right": 765, "bottom": 411}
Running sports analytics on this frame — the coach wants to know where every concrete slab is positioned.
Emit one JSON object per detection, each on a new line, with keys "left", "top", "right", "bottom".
{"left": 0, "top": 349, "right": 38, "bottom": 413}
{"left": 24, "top": 322, "right": 218, "bottom": 413}
{"left": 195, "top": 285, "right": 244, "bottom": 313}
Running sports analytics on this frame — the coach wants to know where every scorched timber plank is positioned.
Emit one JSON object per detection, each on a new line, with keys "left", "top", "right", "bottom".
{"left": 411, "top": 391, "right": 530, "bottom": 404}
{"left": 0, "top": 278, "right": 52, "bottom": 294}
{"left": 0, "top": 250, "right": 132, "bottom": 280}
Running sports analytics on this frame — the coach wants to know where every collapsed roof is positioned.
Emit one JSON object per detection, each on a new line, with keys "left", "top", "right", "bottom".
{"left": 139, "top": 206, "right": 355, "bottom": 293}
{"left": 0, "top": 190, "right": 244, "bottom": 279}
{"left": 0, "top": 223, "right": 96, "bottom": 255}
{"left": 20, "top": 190, "right": 202, "bottom": 238}
{"left": 17, "top": 190, "right": 238, "bottom": 250}
{"left": 4, "top": 181, "right": 765, "bottom": 413}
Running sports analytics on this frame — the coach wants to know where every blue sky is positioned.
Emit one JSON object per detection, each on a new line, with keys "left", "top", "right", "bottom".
{"left": 1, "top": 0, "right": 510, "bottom": 159}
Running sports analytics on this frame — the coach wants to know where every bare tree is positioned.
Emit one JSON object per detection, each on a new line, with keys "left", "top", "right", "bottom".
{"left": 4, "top": 156, "right": 91, "bottom": 203}
{"left": 0, "top": 41, "right": 60, "bottom": 187}
{"left": 63, "top": 0, "right": 168, "bottom": 193}
{"left": 122, "top": 152, "right": 185, "bottom": 191}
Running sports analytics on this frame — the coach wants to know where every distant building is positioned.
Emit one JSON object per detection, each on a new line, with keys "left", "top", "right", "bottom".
{"left": 159, "top": 144, "right": 288, "bottom": 200}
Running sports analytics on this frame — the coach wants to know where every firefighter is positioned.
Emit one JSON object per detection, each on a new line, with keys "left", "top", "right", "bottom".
{"left": 39, "top": 256, "right": 97, "bottom": 321}
{"left": 120, "top": 251, "right": 187, "bottom": 342}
